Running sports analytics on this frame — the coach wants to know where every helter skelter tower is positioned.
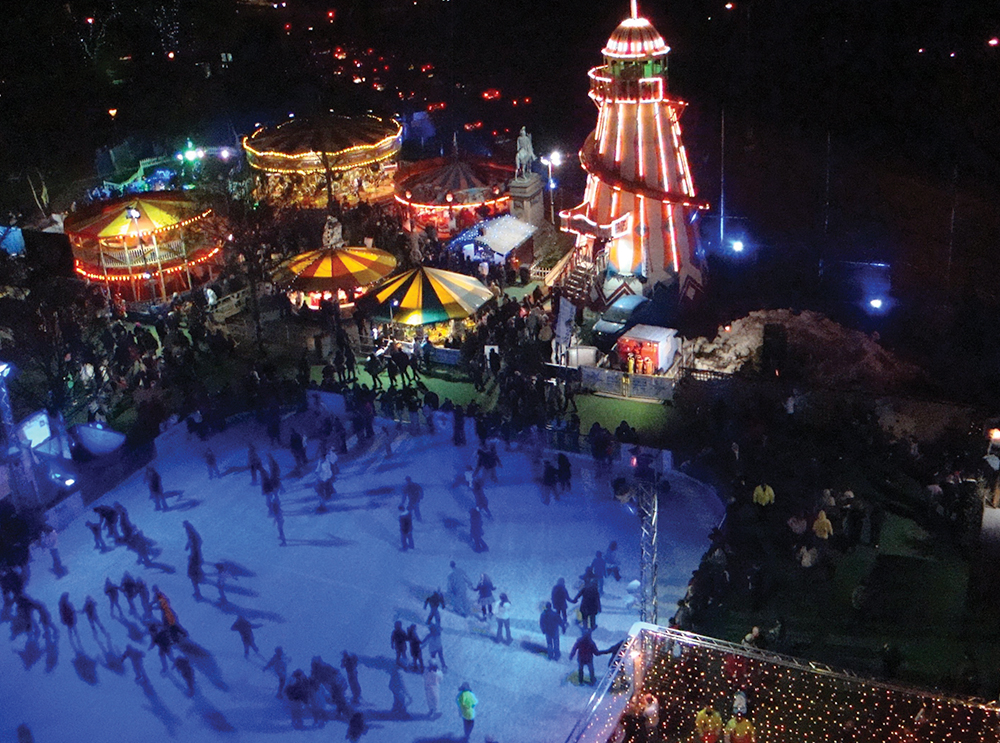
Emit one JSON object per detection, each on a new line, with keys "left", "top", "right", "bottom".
{"left": 559, "top": 1, "right": 709, "bottom": 306}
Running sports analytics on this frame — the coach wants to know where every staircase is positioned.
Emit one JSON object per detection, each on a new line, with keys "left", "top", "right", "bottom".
{"left": 561, "top": 261, "right": 596, "bottom": 307}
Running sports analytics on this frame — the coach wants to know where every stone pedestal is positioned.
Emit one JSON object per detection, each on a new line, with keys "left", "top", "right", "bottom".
{"left": 508, "top": 172, "right": 544, "bottom": 227}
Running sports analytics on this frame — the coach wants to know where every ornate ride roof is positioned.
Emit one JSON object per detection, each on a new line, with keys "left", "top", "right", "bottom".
{"left": 394, "top": 158, "right": 511, "bottom": 208}
{"left": 243, "top": 115, "right": 402, "bottom": 174}
{"left": 602, "top": 16, "right": 670, "bottom": 59}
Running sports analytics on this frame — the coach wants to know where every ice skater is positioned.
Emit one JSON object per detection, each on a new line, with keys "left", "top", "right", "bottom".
{"left": 540, "top": 602, "right": 562, "bottom": 660}
{"left": 456, "top": 682, "right": 477, "bottom": 741}
{"left": 263, "top": 646, "right": 288, "bottom": 698}
{"left": 215, "top": 562, "right": 229, "bottom": 604}
{"left": 541, "top": 461, "right": 559, "bottom": 504}
{"left": 422, "top": 622, "right": 447, "bottom": 671}
{"left": 424, "top": 662, "right": 444, "bottom": 717}
{"left": 41, "top": 527, "right": 66, "bottom": 577}
{"left": 85, "top": 520, "right": 107, "bottom": 552}
{"left": 346, "top": 711, "right": 368, "bottom": 742}
{"left": 391, "top": 620, "right": 408, "bottom": 666}
{"left": 447, "top": 561, "right": 473, "bottom": 617}
{"left": 149, "top": 623, "right": 173, "bottom": 673}
{"left": 494, "top": 593, "right": 512, "bottom": 644}
{"left": 104, "top": 577, "right": 122, "bottom": 617}
{"left": 341, "top": 650, "right": 363, "bottom": 703}
{"left": 270, "top": 493, "right": 287, "bottom": 546}
{"left": 552, "top": 578, "right": 574, "bottom": 632}
{"left": 248, "top": 443, "right": 263, "bottom": 485}
{"left": 570, "top": 628, "right": 599, "bottom": 685}
{"left": 93, "top": 505, "right": 120, "bottom": 542}
{"left": 145, "top": 466, "right": 166, "bottom": 511}
{"left": 388, "top": 667, "right": 411, "bottom": 716}
{"left": 174, "top": 655, "right": 196, "bottom": 696}
{"left": 407, "top": 623, "right": 424, "bottom": 672}
{"left": 121, "top": 644, "right": 148, "bottom": 683}
{"left": 474, "top": 573, "right": 495, "bottom": 620}
{"left": 311, "top": 656, "right": 352, "bottom": 718}
{"left": 424, "top": 589, "right": 446, "bottom": 625}
{"left": 469, "top": 508, "right": 487, "bottom": 552}
{"left": 82, "top": 595, "right": 106, "bottom": 636}
{"left": 472, "top": 477, "right": 492, "bottom": 519}
{"left": 203, "top": 447, "right": 220, "bottom": 479}
{"left": 399, "top": 506, "right": 415, "bottom": 551}
{"left": 58, "top": 593, "right": 80, "bottom": 646}
{"left": 402, "top": 476, "right": 424, "bottom": 521}
{"left": 267, "top": 453, "right": 285, "bottom": 494}
{"left": 231, "top": 615, "right": 261, "bottom": 657}
{"left": 188, "top": 550, "right": 204, "bottom": 600}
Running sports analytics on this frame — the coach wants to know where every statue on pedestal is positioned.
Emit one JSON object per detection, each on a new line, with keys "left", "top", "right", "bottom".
{"left": 515, "top": 127, "right": 536, "bottom": 180}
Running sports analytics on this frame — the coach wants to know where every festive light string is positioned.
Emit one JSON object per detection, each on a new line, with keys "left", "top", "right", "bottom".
{"left": 243, "top": 118, "right": 402, "bottom": 174}
{"left": 67, "top": 209, "right": 213, "bottom": 241}
{"left": 393, "top": 195, "right": 510, "bottom": 212}
{"left": 74, "top": 244, "right": 222, "bottom": 281}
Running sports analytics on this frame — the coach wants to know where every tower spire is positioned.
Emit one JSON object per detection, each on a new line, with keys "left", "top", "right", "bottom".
{"left": 630, "top": 0, "right": 638, "bottom": 19}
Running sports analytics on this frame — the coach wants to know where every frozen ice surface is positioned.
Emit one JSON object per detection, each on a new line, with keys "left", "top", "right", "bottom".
{"left": 0, "top": 412, "right": 722, "bottom": 742}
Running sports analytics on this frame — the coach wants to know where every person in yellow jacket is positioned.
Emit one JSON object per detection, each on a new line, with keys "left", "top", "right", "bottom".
{"left": 456, "top": 682, "right": 478, "bottom": 741}
{"left": 724, "top": 711, "right": 755, "bottom": 743}
{"left": 752, "top": 482, "right": 775, "bottom": 507}
{"left": 812, "top": 509, "right": 834, "bottom": 540}
{"left": 694, "top": 699, "right": 724, "bottom": 743}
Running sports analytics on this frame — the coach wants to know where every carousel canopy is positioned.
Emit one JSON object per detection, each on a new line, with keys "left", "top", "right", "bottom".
{"left": 243, "top": 115, "right": 402, "bottom": 174}
{"left": 280, "top": 247, "right": 398, "bottom": 293}
{"left": 64, "top": 192, "right": 210, "bottom": 241}
{"left": 395, "top": 157, "right": 512, "bottom": 208}
{"left": 367, "top": 266, "right": 493, "bottom": 325}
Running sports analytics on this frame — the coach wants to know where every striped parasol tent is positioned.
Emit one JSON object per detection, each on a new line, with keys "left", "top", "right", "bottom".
{"left": 368, "top": 266, "right": 494, "bottom": 325}
{"left": 281, "top": 247, "right": 398, "bottom": 293}
{"left": 65, "top": 193, "right": 209, "bottom": 241}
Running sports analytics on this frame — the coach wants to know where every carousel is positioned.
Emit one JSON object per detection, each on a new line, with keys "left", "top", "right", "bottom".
{"left": 243, "top": 114, "right": 403, "bottom": 209}
{"left": 64, "top": 192, "right": 225, "bottom": 302}
{"left": 276, "top": 216, "right": 397, "bottom": 312}
{"left": 394, "top": 157, "right": 513, "bottom": 238}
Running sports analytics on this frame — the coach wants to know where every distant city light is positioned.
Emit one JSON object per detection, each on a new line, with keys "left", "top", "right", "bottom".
{"left": 731, "top": 240, "right": 744, "bottom": 253}
{"left": 949, "top": 52, "right": 956, "bottom": 58}
{"left": 167, "top": 51, "right": 175, "bottom": 59}
{"left": 918, "top": 48, "right": 925, "bottom": 54}
{"left": 220, "top": 148, "right": 231, "bottom": 160}
{"left": 86, "top": 17, "right": 94, "bottom": 24}
{"left": 725, "top": 2, "right": 734, "bottom": 8}
{"left": 990, "top": 38, "right": 1000, "bottom": 47}
{"left": 869, "top": 298, "right": 883, "bottom": 309}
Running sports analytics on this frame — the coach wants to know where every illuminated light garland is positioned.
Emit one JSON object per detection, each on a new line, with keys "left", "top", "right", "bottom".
{"left": 580, "top": 148, "right": 709, "bottom": 210}
{"left": 74, "top": 244, "right": 223, "bottom": 282}
{"left": 615, "top": 103, "right": 625, "bottom": 164}
{"left": 666, "top": 202, "right": 679, "bottom": 274}
{"left": 67, "top": 209, "right": 214, "bottom": 243}
{"left": 654, "top": 106, "right": 669, "bottom": 188}
{"left": 243, "top": 116, "right": 403, "bottom": 174}
{"left": 393, "top": 195, "right": 510, "bottom": 212}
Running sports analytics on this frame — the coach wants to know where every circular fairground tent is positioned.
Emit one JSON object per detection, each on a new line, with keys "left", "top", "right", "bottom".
{"left": 282, "top": 247, "right": 397, "bottom": 294}
{"left": 395, "top": 157, "right": 513, "bottom": 237}
{"left": 243, "top": 114, "right": 402, "bottom": 209}
{"left": 64, "top": 192, "right": 223, "bottom": 301}
{"left": 367, "top": 266, "right": 494, "bottom": 325}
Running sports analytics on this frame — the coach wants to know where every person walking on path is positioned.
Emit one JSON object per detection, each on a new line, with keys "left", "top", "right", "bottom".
{"left": 474, "top": 574, "right": 495, "bottom": 620}
{"left": 174, "top": 655, "right": 196, "bottom": 696}
{"left": 424, "top": 663, "right": 444, "bottom": 718}
{"left": 422, "top": 622, "right": 447, "bottom": 671}
{"left": 145, "top": 466, "right": 166, "bottom": 511}
{"left": 694, "top": 697, "right": 724, "bottom": 743}
{"left": 540, "top": 602, "right": 562, "bottom": 660}
{"left": 494, "top": 593, "right": 512, "bottom": 644}
{"left": 392, "top": 621, "right": 409, "bottom": 666}
{"left": 248, "top": 444, "right": 264, "bottom": 485}
{"left": 470, "top": 508, "right": 487, "bottom": 552}
{"left": 399, "top": 506, "right": 415, "bottom": 551}
{"left": 570, "top": 629, "right": 599, "bottom": 685}
{"left": 270, "top": 493, "right": 287, "bottom": 546}
{"left": 456, "top": 682, "right": 477, "bottom": 741}
{"left": 573, "top": 577, "right": 602, "bottom": 630}
{"left": 203, "top": 447, "right": 220, "bottom": 479}
{"left": 447, "top": 561, "right": 473, "bottom": 617}
{"left": 407, "top": 623, "right": 425, "bottom": 672}
{"left": 402, "top": 476, "right": 424, "bottom": 522}
{"left": 342, "top": 650, "right": 363, "bottom": 704}
{"left": 551, "top": 578, "right": 574, "bottom": 632}
{"left": 231, "top": 615, "right": 261, "bottom": 658}
{"left": 264, "top": 646, "right": 288, "bottom": 698}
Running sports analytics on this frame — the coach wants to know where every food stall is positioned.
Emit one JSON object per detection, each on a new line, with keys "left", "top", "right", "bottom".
{"left": 616, "top": 324, "right": 679, "bottom": 375}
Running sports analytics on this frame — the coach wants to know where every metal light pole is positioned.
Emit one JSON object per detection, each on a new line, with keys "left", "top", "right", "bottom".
{"left": 540, "top": 151, "right": 563, "bottom": 224}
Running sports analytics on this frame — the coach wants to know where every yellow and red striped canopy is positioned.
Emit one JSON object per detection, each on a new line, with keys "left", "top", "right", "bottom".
{"left": 284, "top": 247, "right": 397, "bottom": 293}
{"left": 369, "top": 266, "right": 493, "bottom": 325}
{"left": 64, "top": 193, "right": 208, "bottom": 240}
